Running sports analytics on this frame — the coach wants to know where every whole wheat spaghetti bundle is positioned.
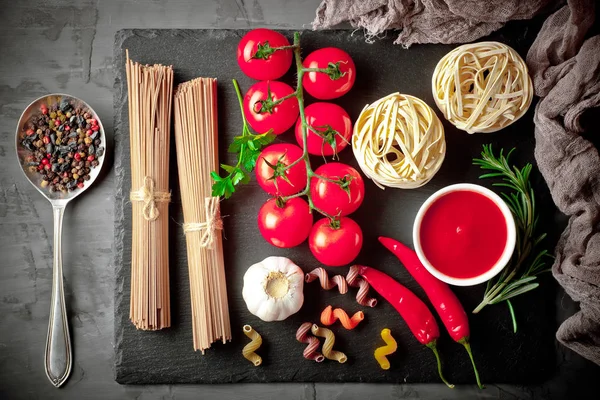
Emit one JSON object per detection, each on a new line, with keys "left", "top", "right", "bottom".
{"left": 126, "top": 52, "right": 173, "bottom": 330}
{"left": 173, "top": 77, "right": 232, "bottom": 352}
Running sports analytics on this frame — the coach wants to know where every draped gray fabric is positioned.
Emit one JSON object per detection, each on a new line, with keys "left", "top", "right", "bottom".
{"left": 312, "top": 0, "right": 557, "bottom": 47}
{"left": 526, "top": 0, "right": 600, "bottom": 366}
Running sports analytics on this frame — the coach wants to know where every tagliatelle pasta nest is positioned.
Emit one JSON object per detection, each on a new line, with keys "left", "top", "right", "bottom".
{"left": 431, "top": 41, "right": 533, "bottom": 134}
{"left": 352, "top": 93, "right": 446, "bottom": 189}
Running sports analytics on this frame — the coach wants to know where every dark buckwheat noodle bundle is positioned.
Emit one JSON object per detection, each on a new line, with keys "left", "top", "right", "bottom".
{"left": 126, "top": 51, "right": 173, "bottom": 330}
{"left": 173, "top": 77, "right": 231, "bottom": 352}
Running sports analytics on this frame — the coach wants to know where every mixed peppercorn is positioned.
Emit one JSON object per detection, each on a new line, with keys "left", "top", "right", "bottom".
{"left": 20, "top": 98, "right": 104, "bottom": 193}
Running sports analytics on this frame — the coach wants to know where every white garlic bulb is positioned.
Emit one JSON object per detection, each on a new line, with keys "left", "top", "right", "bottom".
{"left": 242, "top": 256, "right": 304, "bottom": 322}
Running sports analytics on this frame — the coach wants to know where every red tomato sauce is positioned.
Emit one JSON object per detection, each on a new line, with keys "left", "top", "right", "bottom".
{"left": 419, "top": 190, "right": 508, "bottom": 279}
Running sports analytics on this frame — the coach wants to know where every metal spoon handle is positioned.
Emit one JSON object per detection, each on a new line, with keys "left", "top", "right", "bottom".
{"left": 45, "top": 204, "right": 72, "bottom": 387}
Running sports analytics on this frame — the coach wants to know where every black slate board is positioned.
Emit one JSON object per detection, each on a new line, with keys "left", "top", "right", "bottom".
{"left": 113, "top": 26, "right": 562, "bottom": 384}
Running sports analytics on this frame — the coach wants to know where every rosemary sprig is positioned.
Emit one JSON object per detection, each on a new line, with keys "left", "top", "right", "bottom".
{"left": 472, "top": 145, "right": 552, "bottom": 332}
{"left": 211, "top": 79, "right": 275, "bottom": 198}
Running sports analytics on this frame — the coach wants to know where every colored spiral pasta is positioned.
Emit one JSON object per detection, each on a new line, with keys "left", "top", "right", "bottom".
{"left": 320, "top": 305, "right": 364, "bottom": 330}
{"left": 347, "top": 265, "right": 378, "bottom": 307}
{"left": 296, "top": 322, "right": 325, "bottom": 363}
{"left": 374, "top": 328, "right": 398, "bottom": 370}
{"left": 311, "top": 324, "right": 348, "bottom": 364}
{"left": 305, "top": 268, "right": 348, "bottom": 294}
{"left": 305, "top": 266, "right": 377, "bottom": 308}
{"left": 242, "top": 325, "right": 263, "bottom": 366}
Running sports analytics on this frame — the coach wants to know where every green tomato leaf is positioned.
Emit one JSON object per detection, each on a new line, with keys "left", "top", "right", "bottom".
{"left": 254, "top": 130, "right": 276, "bottom": 146}
{"left": 210, "top": 171, "right": 223, "bottom": 182}
{"left": 220, "top": 164, "right": 237, "bottom": 174}
{"left": 212, "top": 177, "right": 232, "bottom": 198}
{"left": 231, "top": 168, "right": 248, "bottom": 185}
{"left": 241, "top": 146, "right": 260, "bottom": 172}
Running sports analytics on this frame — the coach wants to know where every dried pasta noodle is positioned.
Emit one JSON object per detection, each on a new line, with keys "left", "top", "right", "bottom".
{"left": 432, "top": 41, "right": 533, "bottom": 134}
{"left": 305, "top": 268, "right": 348, "bottom": 294}
{"left": 242, "top": 325, "right": 263, "bottom": 366}
{"left": 374, "top": 328, "right": 397, "bottom": 370}
{"left": 296, "top": 322, "right": 325, "bottom": 363}
{"left": 320, "top": 305, "right": 364, "bottom": 330}
{"left": 346, "top": 265, "right": 378, "bottom": 308}
{"left": 352, "top": 93, "right": 446, "bottom": 189}
{"left": 126, "top": 51, "right": 173, "bottom": 330}
{"left": 311, "top": 324, "right": 347, "bottom": 364}
{"left": 306, "top": 266, "right": 377, "bottom": 307}
{"left": 173, "top": 77, "right": 232, "bottom": 352}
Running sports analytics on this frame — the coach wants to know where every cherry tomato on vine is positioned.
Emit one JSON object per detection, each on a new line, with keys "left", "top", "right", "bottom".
{"left": 258, "top": 197, "right": 313, "bottom": 248}
{"left": 309, "top": 217, "right": 363, "bottom": 266}
{"left": 295, "top": 102, "right": 352, "bottom": 157}
{"left": 243, "top": 80, "right": 299, "bottom": 135}
{"left": 302, "top": 47, "right": 356, "bottom": 100}
{"left": 310, "top": 163, "right": 364, "bottom": 217}
{"left": 255, "top": 143, "right": 307, "bottom": 196}
{"left": 237, "top": 28, "right": 293, "bottom": 80}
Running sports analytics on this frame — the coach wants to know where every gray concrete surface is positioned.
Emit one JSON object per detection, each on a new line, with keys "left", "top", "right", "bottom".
{"left": 0, "top": 1, "right": 598, "bottom": 399}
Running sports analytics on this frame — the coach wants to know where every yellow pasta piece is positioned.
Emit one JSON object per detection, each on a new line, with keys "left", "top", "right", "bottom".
{"left": 374, "top": 328, "right": 398, "bottom": 370}
{"left": 432, "top": 42, "right": 533, "bottom": 134}
{"left": 311, "top": 324, "right": 347, "bottom": 364}
{"left": 242, "top": 325, "right": 263, "bottom": 366}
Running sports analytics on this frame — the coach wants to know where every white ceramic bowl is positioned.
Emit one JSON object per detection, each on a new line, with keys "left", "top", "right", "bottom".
{"left": 412, "top": 183, "right": 516, "bottom": 286}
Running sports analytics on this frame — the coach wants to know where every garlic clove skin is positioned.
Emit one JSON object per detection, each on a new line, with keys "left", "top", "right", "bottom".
{"left": 242, "top": 256, "right": 305, "bottom": 322}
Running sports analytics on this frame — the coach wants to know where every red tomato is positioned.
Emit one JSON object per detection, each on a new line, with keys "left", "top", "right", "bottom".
{"left": 302, "top": 48, "right": 356, "bottom": 100}
{"left": 243, "top": 81, "right": 299, "bottom": 135}
{"left": 295, "top": 102, "right": 352, "bottom": 157}
{"left": 258, "top": 197, "right": 313, "bottom": 248}
{"left": 309, "top": 217, "right": 363, "bottom": 266}
{"left": 310, "top": 163, "right": 364, "bottom": 217}
{"left": 237, "top": 28, "right": 293, "bottom": 80}
{"left": 255, "top": 143, "right": 307, "bottom": 196}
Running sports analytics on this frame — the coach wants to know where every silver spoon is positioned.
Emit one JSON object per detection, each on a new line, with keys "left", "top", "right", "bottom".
{"left": 15, "top": 94, "right": 107, "bottom": 387}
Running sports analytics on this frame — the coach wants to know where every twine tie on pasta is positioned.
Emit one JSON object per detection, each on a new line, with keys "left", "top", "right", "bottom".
{"left": 183, "top": 196, "right": 223, "bottom": 249}
{"left": 130, "top": 176, "right": 171, "bottom": 221}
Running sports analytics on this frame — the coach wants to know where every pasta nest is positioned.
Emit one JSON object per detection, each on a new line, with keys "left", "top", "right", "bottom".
{"left": 352, "top": 93, "right": 446, "bottom": 189}
{"left": 432, "top": 41, "right": 533, "bottom": 134}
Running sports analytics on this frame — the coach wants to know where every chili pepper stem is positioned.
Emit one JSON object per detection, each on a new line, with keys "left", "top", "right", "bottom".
{"left": 458, "top": 338, "right": 484, "bottom": 389}
{"left": 426, "top": 342, "right": 454, "bottom": 389}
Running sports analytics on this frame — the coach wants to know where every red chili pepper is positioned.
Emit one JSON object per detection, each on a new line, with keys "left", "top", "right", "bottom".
{"left": 379, "top": 236, "right": 483, "bottom": 389}
{"left": 357, "top": 265, "right": 454, "bottom": 388}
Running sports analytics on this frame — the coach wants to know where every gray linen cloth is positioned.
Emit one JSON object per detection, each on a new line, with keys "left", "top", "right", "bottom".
{"left": 312, "top": 0, "right": 557, "bottom": 47}
{"left": 527, "top": 0, "right": 600, "bottom": 366}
